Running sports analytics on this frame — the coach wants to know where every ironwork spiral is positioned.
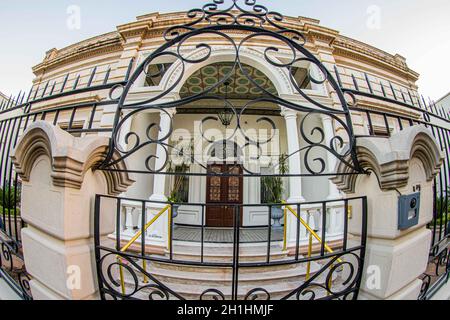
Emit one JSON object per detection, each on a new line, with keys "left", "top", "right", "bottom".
{"left": 98, "top": 0, "right": 362, "bottom": 178}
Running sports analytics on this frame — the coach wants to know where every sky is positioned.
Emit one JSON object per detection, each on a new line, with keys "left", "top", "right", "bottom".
{"left": 0, "top": 0, "right": 449, "bottom": 100}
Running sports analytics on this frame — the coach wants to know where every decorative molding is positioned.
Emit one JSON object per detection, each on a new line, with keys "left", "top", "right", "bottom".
{"left": 11, "top": 121, "right": 134, "bottom": 195}
{"left": 32, "top": 11, "right": 418, "bottom": 84}
{"left": 332, "top": 126, "right": 444, "bottom": 193}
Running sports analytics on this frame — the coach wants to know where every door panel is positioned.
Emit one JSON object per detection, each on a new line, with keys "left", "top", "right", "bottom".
{"left": 206, "top": 164, "right": 243, "bottom": 227}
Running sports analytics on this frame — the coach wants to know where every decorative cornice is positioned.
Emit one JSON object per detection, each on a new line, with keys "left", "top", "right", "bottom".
{"left": 332, "top": 36, "right": 419, "bottom": 81}
{"left": 332, "top": 126, "right": 444, "bottom": 193}
{"left": 33, "top": 32, "right": 122, "bottom": 75}
{"left": 32, "top": 10, "right": 419, "bottom": 82}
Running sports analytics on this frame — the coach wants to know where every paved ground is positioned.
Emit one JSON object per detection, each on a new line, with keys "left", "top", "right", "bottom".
{"left": 173, "top": 226, "right": 284, "bottom": 243}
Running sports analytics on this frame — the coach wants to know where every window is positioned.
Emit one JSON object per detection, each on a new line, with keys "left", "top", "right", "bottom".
{"left": 58, "top": 121, "right": 85, "bottom": 137}
{"left": 290, "top": 67, "right": 312, "bottom": 90}
{"left": 144, "top": 63, "right": 173, "bottom": 87}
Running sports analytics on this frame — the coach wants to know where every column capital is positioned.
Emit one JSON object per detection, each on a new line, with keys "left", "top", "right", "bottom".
{"left": 280, "top": 107, "right": 298, "bottom": 119}
{"left": 160, "top": 107, "right": 177, "bottom": 118}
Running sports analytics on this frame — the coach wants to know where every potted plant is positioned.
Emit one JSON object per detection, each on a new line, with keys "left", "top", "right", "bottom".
{"left": 167, "top": 162, "right": 190, "bottom": 220}
{"left": 262, "top": 154, "right": 288, "bottom": 228}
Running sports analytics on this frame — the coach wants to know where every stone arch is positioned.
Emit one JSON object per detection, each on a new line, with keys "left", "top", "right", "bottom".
{"left": 332, "top": 126, "right": 444, "bottom": 193}
{"left": 12, "top": 121, "right": 134, "bottom": 195}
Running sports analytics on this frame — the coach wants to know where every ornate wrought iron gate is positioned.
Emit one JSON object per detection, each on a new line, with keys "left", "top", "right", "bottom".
{"left": 94, "top": 0, "right": 369, "bottom": 301}
{"left": 1, "top": 0, "right": 446, "bottom": 301}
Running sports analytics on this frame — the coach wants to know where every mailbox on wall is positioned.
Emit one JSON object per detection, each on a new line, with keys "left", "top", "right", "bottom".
{"left": 398, "top": 193, "right": 421, "bottom": 230}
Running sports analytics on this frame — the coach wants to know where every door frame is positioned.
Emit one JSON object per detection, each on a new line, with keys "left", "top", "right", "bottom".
{"left": 205, "top": 162, "right": 244, "bottom": 228}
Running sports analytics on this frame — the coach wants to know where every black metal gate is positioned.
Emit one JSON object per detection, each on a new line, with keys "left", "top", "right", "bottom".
{"left": 93, "top": 0, "right": 368, "bottom": 301}
{"left": 94, "top": 195, "right": 368, "bottom": 300}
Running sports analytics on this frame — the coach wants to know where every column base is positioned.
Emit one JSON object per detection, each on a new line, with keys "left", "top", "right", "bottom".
{"left": 149, "top": 193, "right": 168, "bottom": 206}
{"left": 358, "top": 279, "right": 422, "bottom": 300}
{"left": 286, "top": 196, "right": 305, "bottom": 204}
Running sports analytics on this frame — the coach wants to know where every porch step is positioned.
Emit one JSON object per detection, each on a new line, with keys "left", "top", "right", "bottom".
{"left": 158, "top": 242, "right": 289, "bottom": 263}
{"left": 122, "top": 261, "right": 328, "bottom": 300}
{"left": 143, "top": 260, "right": 321, "bottom": 285}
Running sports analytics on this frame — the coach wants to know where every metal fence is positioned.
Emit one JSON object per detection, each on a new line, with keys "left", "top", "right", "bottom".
{"left": 94, "top": 194, "right": 367, "bottom": 300}
{"left": 0, "top": 0, "right": 448, "bottom": 300}
{"left": 0, "top": 60, "right": 134, "bottom": 299}
{"left": 334, "top": 67, "right": 450, "bottom": 299}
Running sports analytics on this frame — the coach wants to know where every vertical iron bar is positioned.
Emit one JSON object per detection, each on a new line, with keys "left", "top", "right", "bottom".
{"left": 400, "top": 91, "right": 407, "bottom": 103}
{"left": 41, "top": 82, "right": 49, "bottom": 98}
{"left": 383, "top": 114, "right": 391, "bottom": 136}
{"left": 380, "top": 82, "right": 387, "bottom": 97}
{"left": 124, "top": 58, "right": 134, "bottom": 81}
{"left": 49, "top": 82, "right": 56, "bottom": 96}
{"left": 201, "top": 204, "right": 205, "bottom": 263}
{"left": 94, "top": 195, "right": 105, "bottom": 300}
{"left": 8, "top": 117, "right": 22, "bottom": 241}
{"left": 53, "top": 110, "right": 60, "bottom": 126}
{"left": 407, "top": 90, "right": 414, "bottom": 106}
{"left": 435, "top": 129, "right": 445, "bottom": 242}
{"left": 234, "top": 205, "right": 240, "bottom": 300}
{"left": 141, "top": 201, "right": 148, "bottom": 284}
{"left": 389, "top": 81, "right": 397, "bottom": 100}
{"left": 267, "top": 205, "right": 272, "bottom": 264}
{"left": 364, "top": 73, "right": 373, "bottom": 94}
{"left": 88, "top": 104, "right": 97, "bottom": 130}
{"left": 25, "top": 87, "right": 33, "bottom": 103}
{"left": 397, "top": 117, "right": 403, "bottom": 131}
{"left": 68, "top": 107, "right": 77, "bottom": 130}
{"left": 343, "top": 200, "right": 349, "bottom": 251}
{"left": 60, "top": 74, "right": 69, "bottom": 93}
{"left": 72, "top": 75, "right": 80, "bottom": 90}
{"left": 87, "top": 67, "right": 97, "bottom": 87}
{"left": 1, "top": 119, "right": 13, "bottom": 235}
{"left": 439, "top": 128, "right": 449, "bottom": 236}
{"left": 33, "top": 87, "right": 39, "bottom": 101}
{"left": 366, "top": 111, "right": 374, "bottom": 136}
{"left": 320, "top": 202, "right": 327, "bottom": 256}
{"left": 169, "top": 203, "right": 173, "bottom": 261}
{"left": 231, "top": 205, "right": 238, "bottom": 300}
{"left": 334, "top": 65, "right": 343, "bottom": 88}
{"left": 116, "top": 198, "right": 121, "bottom": 251}
{"left": 103, "top": 67, "right": 111, "bottom": 85}
{"left": 351, "top": 74, "right": 359, "bottom": 91}
{"left": 355, "top": 196, "right": 368, "bottom": 300}
{"left": 295, "top": 204, "right": 301, "bottom": 261}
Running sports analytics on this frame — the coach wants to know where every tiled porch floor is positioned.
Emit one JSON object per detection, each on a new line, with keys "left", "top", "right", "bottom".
{"left": 173, "top": 226, "right": 284, "bottom": 243}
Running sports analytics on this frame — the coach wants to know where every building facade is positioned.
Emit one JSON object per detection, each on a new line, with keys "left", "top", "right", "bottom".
{"left": 0, "top": 1, "right": 449, "bottom": 301}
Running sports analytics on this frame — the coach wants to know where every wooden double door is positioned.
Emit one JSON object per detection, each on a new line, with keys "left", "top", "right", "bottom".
{"left": 206, "top": 164, "right": 243, "bottom": 228}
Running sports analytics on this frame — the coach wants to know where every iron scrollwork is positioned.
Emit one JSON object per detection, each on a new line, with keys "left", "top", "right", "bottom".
{"left": 98, "top": 0, "right": 363, "bottom": 178}
{"left": 418, "top": 246, "right": 450, "bottom": 300}
{"left": 0, "top": 237, "right": 32, "bottom": 299}
{"left": 94, "top": 0, "right": 367, "bottom": 301}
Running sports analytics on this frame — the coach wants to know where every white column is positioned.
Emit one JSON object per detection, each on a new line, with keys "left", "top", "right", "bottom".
{"left": 282, "top": 108, "right": 306, "bottom": 247}
{"left": 149, "top": 108, "right": 177, "bottom": 202}
{"left": 321, "top": 115, "right": 342, "bottom": 200}
{"left": 281, "top": 108, "right": 305, "bottom": 203}
{"left": 321, "top": 115, "right": 345, "bottom": 236}
{"left": 118, "top": 111, "right": 134, "bottom": 152}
